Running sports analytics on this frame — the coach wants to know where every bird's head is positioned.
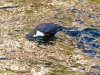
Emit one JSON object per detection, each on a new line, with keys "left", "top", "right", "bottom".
{"left": 25, "top": 28, "right": 36, "bottom": 40}
{"left": 26, "top": 28, "right": 45, "bottom": 40}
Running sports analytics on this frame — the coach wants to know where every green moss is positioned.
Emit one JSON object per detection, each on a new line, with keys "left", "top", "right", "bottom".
{"left": 74, "top": 63, "right": 82, "bottom": 66}
{"left": 16, "top": 70, "right": 30, "bottom": 73}
{"left": 6, "top": 0, "right": 29, "bottom": 5}
{"left": 5, "top": 68, "right": 15, "bottom": 72}
{"left": 53, "top": 70, "right": 68, "bottom": 74}
{"left": 23, "top": 27, "right": 33, "bottom": 32}
{"left": 0, "top": 49, "right": 3, "bottom": 51}
{"left": 44, "top": 61, "right": 53, "bottom": 67}
{"left": 25, "top": 10, "right": 33, "bottom": 14}
{"left": 6, "top": 0, "right": 13, "bottom": 2}
{"left": 26, "top": 60, "right": 40, "bottom": 66}
{"left": 6, "top": 0, "right": 56, "bottom": 9}
{"left": 57, "top": 64, "right": 68, "bottom": 70}
{"left": 17, "top": 47, "right": 23, "bottom": 50}
{"left": 57, "top": 40, "right": 74, "bottom": 55}
{"left": 47, "top": 4, "right": 56, "bottom": 9}
{"left": 50, "top": 69, "right": 72, "bottom": 75}
{"left": 87, "top": 0, "right": 100, "bottom": 3}
{"left": 83, "top": 18, "right": 93, "bottom": 25}
{"left": 49, "top": 62, "right": 72, "bottom": 75}
{"left": 48, "top": 56, "right": 65, "bottom": 62}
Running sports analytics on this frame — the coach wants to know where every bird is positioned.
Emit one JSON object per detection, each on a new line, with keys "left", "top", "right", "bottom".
{"left": 26, "top": 23, "right": 79, "bottom": 40}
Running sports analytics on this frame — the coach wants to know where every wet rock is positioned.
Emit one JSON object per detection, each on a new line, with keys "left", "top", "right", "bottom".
{"left": 81, "top": 28, "right": 100, "bottom": 37}
{"left": 54, "top": 8, "right": 60, "bottom": 11}
{"left": 79, "top": 0, "right": 85, "bottom": 2}
{"left": 91, "top": 66, "right": 100, "bottom": 70}
{"left": 85, "top": 72, "right": 96, "bottom": 75}
{"left": 87, "top": 14, "right": 95, "bottom": 18}
{"left": 0, "top": 41, "right": 3, "bottom": 44}
{"left": 75, "top": 19, "right": 81, "bottom": 22}
{"left": 89, "top": 43, "right": 100, "bottom": 48}
{"left": 71, "top": 8, "right": 78, "bottom": 13}
{"left": 75, "top": 19, "right": 87, "bottom": 26}
{"left": 82, "top": 50, "right": 97, "bottom": 54}
{"left": 8, "top": 33, "right": 13, "bottom": 36}
{"left": 80, "top": 67, "right": 85, "bottom": 70}
{"left": 15, "top": 29, "right": 24, "bottom": 32}
{"left": 0, "top": 5, "right": 19, "bottom": 9}
{"left": 82, "top": 49, "right": 97, "bottom": 58}
{"left": 30, "top": 5, "right": 40, "bottom": 9}
{"left": 95, "top": 22, "right": 100, "bottom": 24}
{"left": 91, "top": 25, "right": 95, "bottom": 27}
{"left": 82, "top": 37, "right": 95, "bottom": 43}
{"left": 0, "top": 58, "right": 8, "bottom": 60}
{"left": 10, "top": 49, "right": 16, "bottom": 53}
{"left": 96, "top": 13, "right": 100, "bottom": 18}
{"left": 78, "top": 11, "right": 84, "bottom": 14}
{"left": 98, "top": 52, "right": 100, "bottom": 54}
{"left": 96, "top": 56, "right": 100, "bottom": 59}
{"left": 77, "top": 41, "right": 85, "bottom": 49}
{"left": 68, "top": 55, "right": 84, "bottom": 62}
{"left": 65, "top": 30, "right": 81, "bottom": 37}
{"left": 70, "top": 66, "right": 78, "bottom": 71}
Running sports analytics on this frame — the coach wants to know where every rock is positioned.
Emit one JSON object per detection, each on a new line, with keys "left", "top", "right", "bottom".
{"left": 0, "top": 41, "right": 3, "bottom": 44}
{"left": 0, "top": 58, "right": 8, "bottom": 60}
{"left": 0, "top": 5, "right": 19, "bottom": 9}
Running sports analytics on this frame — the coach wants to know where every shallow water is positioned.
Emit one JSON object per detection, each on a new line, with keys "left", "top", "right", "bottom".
{"left": 1, "top": 0, "right": 100, "bottom": 74}
{"left": 66, "top": 28, "right": 100, "bottom": 58}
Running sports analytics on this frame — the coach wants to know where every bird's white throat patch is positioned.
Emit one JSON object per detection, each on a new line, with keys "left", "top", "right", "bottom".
{"left": 33, "top": 31, "right": 44, "bottom": 37}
